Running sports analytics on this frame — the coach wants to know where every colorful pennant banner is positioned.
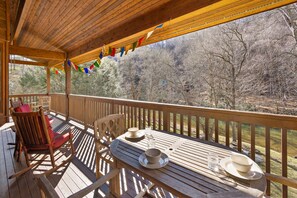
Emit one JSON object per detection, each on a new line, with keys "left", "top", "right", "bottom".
{"left": 65, "top": 59, "right": 101, "bottom": 75}
{"left": 60, "top": 23, "right": 163, "bottom": 75}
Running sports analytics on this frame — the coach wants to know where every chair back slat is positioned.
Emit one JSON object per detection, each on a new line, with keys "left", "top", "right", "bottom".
{"left": 94, "top": 114, "right": 125, "bottom": 146}
{"left": 11, "top": 108, "right": 51, "bottom": 149}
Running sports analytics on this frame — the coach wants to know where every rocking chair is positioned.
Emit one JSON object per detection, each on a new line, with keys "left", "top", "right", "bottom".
{"left": 9, "top": 107, "right": 76, "bottom": 179}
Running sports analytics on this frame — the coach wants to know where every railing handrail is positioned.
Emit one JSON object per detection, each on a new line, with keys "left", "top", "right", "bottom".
{"left": 65, "top": 94, "right": 297, "bottom": 130}
{"left": 10, "top": 93, "right": 48, "bottom": 97}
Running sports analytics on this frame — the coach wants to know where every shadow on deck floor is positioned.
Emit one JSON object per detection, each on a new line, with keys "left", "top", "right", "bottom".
{"left": 0, "top": 113, "right": 174, "bottom": 198}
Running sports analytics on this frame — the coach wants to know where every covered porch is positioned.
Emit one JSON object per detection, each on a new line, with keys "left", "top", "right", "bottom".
{"left": 1, "top": 112, "right": 172, "bottom": 197}
{"left": 1, "top": 0, "right": 297, "bottom": 197}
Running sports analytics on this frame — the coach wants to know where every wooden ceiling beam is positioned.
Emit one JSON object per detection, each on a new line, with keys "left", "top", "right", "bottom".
{"left": 9, "top": 59, "right": 46, "bottom": 66}
{"left": 9, "top": 46, "right": 66, "bottom": 60}
{"left": 68, "top": 0, "right": 220, "bottom": 60}
{"left": 12, "top": 0, "right": 32, "bottom": 43}
{"left": 47, "top": 60, "right": 63, "bottom": 68}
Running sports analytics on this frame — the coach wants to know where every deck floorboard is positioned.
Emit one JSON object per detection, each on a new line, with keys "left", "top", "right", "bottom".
{"left": 0, "top": 113, "right": 174, "bottom": 198}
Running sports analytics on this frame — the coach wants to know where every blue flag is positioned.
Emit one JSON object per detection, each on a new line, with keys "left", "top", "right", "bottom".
{"left": 120, "top": 47, "right": 125, "bottom": 57}
{"left": 84, "top": 68, "right": 88, "bottom": 74}
{"left": 155, "top": 24, "right": 163, "bottom": 29}
{"left": 67, "top": 60, "right": 71, "bottom": 67}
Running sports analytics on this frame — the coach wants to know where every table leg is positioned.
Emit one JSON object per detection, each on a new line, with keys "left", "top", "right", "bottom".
{"left": 110, "top": 160, "right": 121, "bottom": 197}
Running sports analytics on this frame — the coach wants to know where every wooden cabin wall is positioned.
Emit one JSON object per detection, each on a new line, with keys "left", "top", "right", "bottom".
{"left": 0, "top": 0, "right": 10, "bottom": 125}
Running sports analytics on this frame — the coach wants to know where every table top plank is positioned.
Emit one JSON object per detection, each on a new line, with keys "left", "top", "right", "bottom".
{"left": 110, "top": 130, "right": 266, "bottom": 197}
{"left": 113, "top": 140, "right": 207, "bottom": 197}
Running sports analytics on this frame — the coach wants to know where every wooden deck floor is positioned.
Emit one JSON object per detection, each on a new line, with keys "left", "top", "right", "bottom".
{"left": 0, "top": 113, "right": 174, "bottom": 198}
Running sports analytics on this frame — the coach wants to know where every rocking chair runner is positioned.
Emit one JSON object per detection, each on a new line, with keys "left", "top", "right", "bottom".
{"left": 9, "top": 107, "right": 76, "bottom": 179}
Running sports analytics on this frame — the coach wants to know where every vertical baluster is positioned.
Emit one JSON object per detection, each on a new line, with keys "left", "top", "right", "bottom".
{"left": 196, "top": 116, "right": 200, "bottom": 139}
{"left": 225, "top": 121, "right": 229, "bottom": 146}
{"left": 148, "top": 109, "right": 151, "bottom": 127}
{"left": 173, "top": 113, "right": 176, "bottom": 133}
{"left": 265, "top": 127, "right": 271, "bottom": 196}
{"left": 180, "top": 114, "right": 184, "bottom": 135}
{"left": 134, "top": 107, "right": 137, "bottom": 127}
{"left": 237, "top": 122, "right": 242, "bottom": 152}
{"left": 99, "top": 102, "right": 102, "bottom": 119}
{"left": 95, "top": 101, "right": 98, "bottom": 121}
{"left": 128, "top": 106, "right": 131, "bottom": 128}
{"left": 143, "top": 109, "right": 146, "bottom": 128}
{"left": 215, "top": 119, "right": 219, "bottom": 143}
{"left": 281, "top": 128, "right": 288, "bottom": 198}
{"left": 188, "top": 115, "right": 191, "bottom": 137}
{"left": 251, "top": 124, "right": 255, "bottom": 160}
{"left": 153, "top": 110, "right": 156, "bottom": 130}
{"left": 131, "top": 107, "right": 134, "bottom": 127}
{"left": 103, "top": 103, "right": 106, "bottom": 117}
{"left": 124, "top": 106, "right": 127, "bottom": 128}
{"left": 138, "top": 107, "right": 141, "bottom": 129}
{"left": 158, "top": 111, "right": 161, "bottom": 130}
{"left": 205, "top": 117, "right": 209, "bottom": 141}
{"left": 163, "top": 111, "right": 170, "bottom": 131}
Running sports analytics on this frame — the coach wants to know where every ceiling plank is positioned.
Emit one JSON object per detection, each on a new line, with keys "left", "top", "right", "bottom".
{"left": 68, "top": 0, "right": 220, "bottom": 59}
{"left": 12, "top": 0, "right": 32, "bottom": 43}
{"left": 9, "top": 46, "right": 66, "bottom": 60}
{"left": 47, "top": 60, "right": 63, "bottom": 68}
{"left": 9, "top": 59, "right": 46, "bottom": 66}
{"left": 69, "top": 0, "right": 297, "bottom": 63}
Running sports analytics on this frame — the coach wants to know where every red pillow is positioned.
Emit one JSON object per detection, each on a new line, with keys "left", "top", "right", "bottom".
{"left": 14, "top": 104, "right": 31, "bottom": 112}
{"left": 43, "top": 115, "right": 54, "bottom": 140}
{"left": 44, "top": 115, "right": 52, "bottom": 129}
{"left": 47, "top": 127, "right": 55, "bottom": 141}
{"left": 37, "top": 116, "right": 54, "bottom": 142}
{"left": 19, "top": 104, "right": 31, "bottom": 112}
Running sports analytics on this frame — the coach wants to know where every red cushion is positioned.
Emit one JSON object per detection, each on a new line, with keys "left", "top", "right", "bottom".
{"left": 35, "top": 115, "right": 53, "bottom": 144}
{"left": 14, "top": 107, "right": 22, "bottom": 112}
{"left": 14, "top": 104, "right": 31, "bottom": 112}
{"left": 44, "top": 115, "right": 52, "bottom": 129}
{"left": 19, "top": 104, "right": 31, "bottom": 112}
{"left": 27, "top": 133, "right": 71, "bottom": 151}
{"left": 48, "top": 127, "right": 55, "bottom": 141}
{"left": 52, "top": 133, "right": 71, "bottom": 149}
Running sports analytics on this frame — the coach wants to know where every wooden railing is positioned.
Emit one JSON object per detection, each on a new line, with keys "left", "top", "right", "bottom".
{"left": 15, "top": 93, "right": 297, "bottom": 197}
{"left": 9, "top": 94, "right": 48, "bottom": 105}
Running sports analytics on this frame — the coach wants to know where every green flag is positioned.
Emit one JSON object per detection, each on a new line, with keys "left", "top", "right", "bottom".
{"left": 94, "top": 61, "right": 101, "bottom": 68}
{"left": 78, "top": 67, "right": 84, "bottom": 73}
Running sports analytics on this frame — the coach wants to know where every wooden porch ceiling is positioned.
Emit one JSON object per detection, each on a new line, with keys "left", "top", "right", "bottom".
{"left": 8, "top": 0, "right": 297, "bottom": 68}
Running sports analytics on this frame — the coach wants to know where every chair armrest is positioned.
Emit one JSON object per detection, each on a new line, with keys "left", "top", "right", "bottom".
{"left": 69, "top": 168, "right": 120, "bottom": 198}
{"left": 37, "top": 175, "right": 59, "bottom": 198}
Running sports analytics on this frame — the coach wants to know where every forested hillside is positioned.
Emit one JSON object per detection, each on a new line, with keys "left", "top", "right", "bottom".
{"left": 10, "top": 4, "right": 297, "bottom": 115}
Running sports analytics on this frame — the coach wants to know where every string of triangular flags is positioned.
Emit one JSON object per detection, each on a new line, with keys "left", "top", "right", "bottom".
{"left": 56, "top": 23, "right": 163, "bottom": 75}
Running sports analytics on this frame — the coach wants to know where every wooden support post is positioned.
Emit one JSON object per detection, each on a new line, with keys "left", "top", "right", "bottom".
{"left": 46, "top": 67, "right": 50, "bottom": 94}
{"left": 64, "top": 56, "right": 71, "bottom": 120}
{"left": 2, "top": 42, "right": 9, "bottom": 124}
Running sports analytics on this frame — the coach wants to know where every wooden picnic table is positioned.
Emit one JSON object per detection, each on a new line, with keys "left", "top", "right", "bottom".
{"left": 110, "top": 130, "right": 266, "bottom": 197}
